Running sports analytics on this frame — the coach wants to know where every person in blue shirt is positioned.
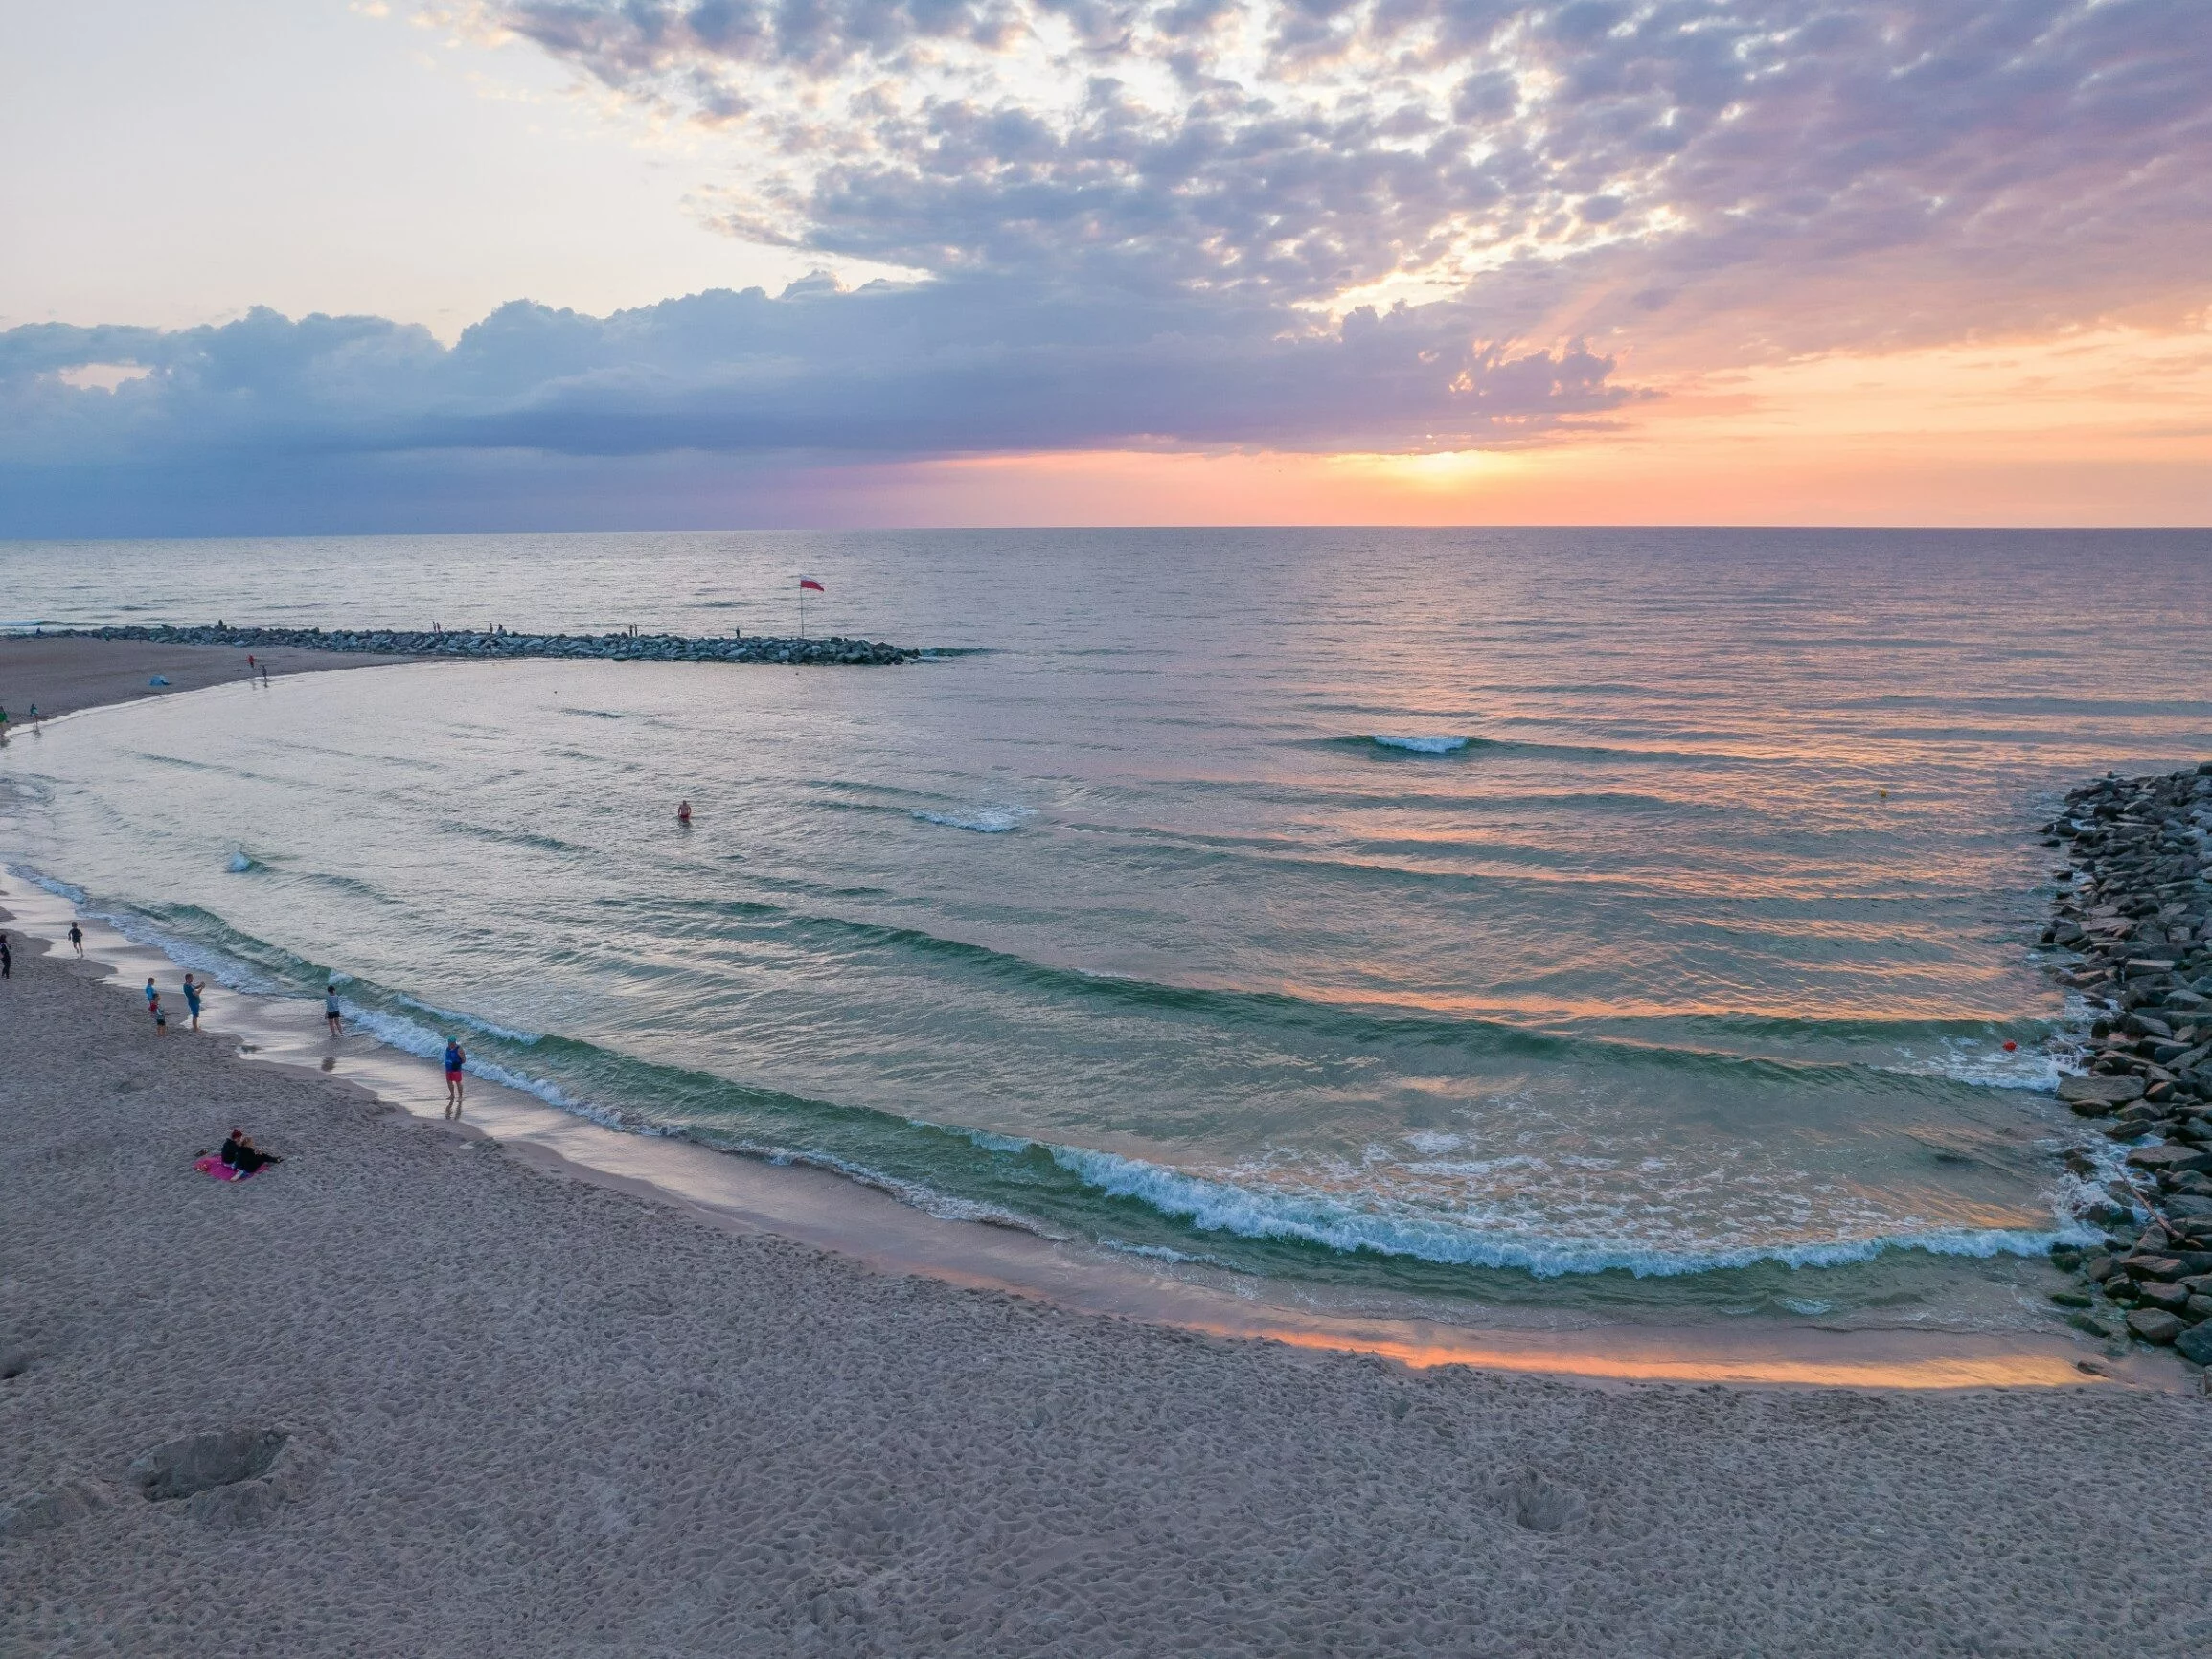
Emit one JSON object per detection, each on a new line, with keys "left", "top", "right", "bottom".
{"left": 182, "top": 973, "right": 204, "bottom": 1032}
{"left": 443, "top": 1037, "right": 467, "bottom": 1118}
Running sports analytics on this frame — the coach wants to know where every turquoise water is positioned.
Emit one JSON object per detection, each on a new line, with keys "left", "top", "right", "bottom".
{"left": 6, "top": 529, "right": 2210, "bottom": 1326}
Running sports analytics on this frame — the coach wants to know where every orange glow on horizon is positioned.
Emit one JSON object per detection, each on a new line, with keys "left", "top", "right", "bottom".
{"left": 841, "top": 319, "right": 2212, "bottom": 528}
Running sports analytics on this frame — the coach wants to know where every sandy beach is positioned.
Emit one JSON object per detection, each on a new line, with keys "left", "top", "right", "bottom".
{"left": 0, "top": 635, "right": 415, "bottom": 722}
{"left": 5, "top": 919, "right": 2212, "bottom": 1656}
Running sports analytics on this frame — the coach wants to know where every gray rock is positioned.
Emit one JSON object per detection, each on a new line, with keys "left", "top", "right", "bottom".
{"left": 2178, "top": 1321, "right": 2212, "bottom": 1364}
{"left": 2126, "top": 1307, "right": 2183, "bottom": 1344}
{"left": 2125, "top": 1144, "right": 2212, "bottom": 1175}
{"left": 2118, "top": 1255, "right": 2185, "bottom": 1281}
{"left": 2136, "top": 1281, "right": 2191, "bottom": 1312}
{"left": 2060, "top": 1074, "right": 2145, "bottom": 1107}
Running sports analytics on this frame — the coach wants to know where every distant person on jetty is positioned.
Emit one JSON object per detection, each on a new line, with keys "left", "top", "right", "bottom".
{"left": 182, "top": 972, "right": 204, "bottom": 1032}
{"left": 68, "top": 920, "right": 83, "bottom": 957}
{"left": 444, "top": 1037, "right": 467, "bottom": 1117}
{"left": 325, "top": 985, "right": 343, "bottom": 1036}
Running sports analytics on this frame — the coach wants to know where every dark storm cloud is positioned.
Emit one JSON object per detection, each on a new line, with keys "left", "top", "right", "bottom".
{"left": 0, "top": 278, "right": 1628, "bottom": 532}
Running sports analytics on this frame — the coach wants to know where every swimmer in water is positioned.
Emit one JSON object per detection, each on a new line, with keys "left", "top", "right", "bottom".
{"left": 676, "top": 800, "right": 693, "bottom": 825}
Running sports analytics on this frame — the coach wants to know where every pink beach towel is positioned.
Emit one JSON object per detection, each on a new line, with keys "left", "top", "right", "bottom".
{"left": 193, "top": 1154, "right": 253, "bottom": 1182}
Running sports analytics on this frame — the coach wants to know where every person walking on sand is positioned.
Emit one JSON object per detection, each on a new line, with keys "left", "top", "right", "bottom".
{"left": 68, "top": 920, "right": 84, "bottom": 957}
{"left": 182, "top": 972, "right": 204, "bottom": 1032}
{"left": 324, "top": 984, "right": 343, "bottom": 1036}
{"left": 443, "top": 1036, "right": 467, "bottom": 1118}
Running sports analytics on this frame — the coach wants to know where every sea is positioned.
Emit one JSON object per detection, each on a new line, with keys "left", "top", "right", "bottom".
{"left": 5, "top": 528, "right": 2210, "bottom": 1338}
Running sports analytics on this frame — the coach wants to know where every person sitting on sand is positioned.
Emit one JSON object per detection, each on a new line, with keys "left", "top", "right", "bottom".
{"left": 218, "top": 1129, "right": 280, "bottom": 1174}
{"left": 325, "top": 984, "right": 343, "bottom": 1036}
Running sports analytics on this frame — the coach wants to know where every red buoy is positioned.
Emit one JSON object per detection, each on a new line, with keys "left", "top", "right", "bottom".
{"left": 2001, "top": 1040, "right": 2017, "bottom": 1052}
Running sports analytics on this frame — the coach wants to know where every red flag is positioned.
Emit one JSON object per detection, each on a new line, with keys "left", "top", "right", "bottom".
{"left": 798, "top": 578, "right": 825, "bottom": 592}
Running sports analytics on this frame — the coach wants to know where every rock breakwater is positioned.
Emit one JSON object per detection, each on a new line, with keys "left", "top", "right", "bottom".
{"left": 2038, "top": 761, "right": 2212, "bottom": 1368}
{"left": 37, "top": 624, "right": 919, "bottom": 667}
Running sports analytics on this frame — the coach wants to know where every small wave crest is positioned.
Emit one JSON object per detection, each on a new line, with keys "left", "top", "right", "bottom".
{"left": 225, "top": 850, "right": 254, "bottom": 873}
{"left": 1368, "top": 734, "right": 1471, "bottom": 755}
{"left": 911, "top": 806, "right": 1032, "bottom": 833}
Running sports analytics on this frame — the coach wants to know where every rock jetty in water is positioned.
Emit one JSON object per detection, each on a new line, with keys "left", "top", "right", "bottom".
{"left": 39, "top": 623, "right": 919, "bottom": 667}
{"left": 2037, "top": 761, "right": 2212, "bottom": 1368}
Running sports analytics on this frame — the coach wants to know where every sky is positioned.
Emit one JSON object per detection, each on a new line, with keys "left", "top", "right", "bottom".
{"left": 2, "top": 0, "right": 2208, "bottom": 534}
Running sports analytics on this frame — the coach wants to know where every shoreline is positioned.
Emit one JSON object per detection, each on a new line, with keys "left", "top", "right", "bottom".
{"left": 0, "top": 648, "right": 2187, "bottom": 1388}
{"left": 0, "top": 633, "right": 420, "bottom": 720}
{"left": 7, "top": 898, "right": 2212, "bottom": 1653}
{"left": 0, "top": 876, "right": 2165, "bottom": 1394}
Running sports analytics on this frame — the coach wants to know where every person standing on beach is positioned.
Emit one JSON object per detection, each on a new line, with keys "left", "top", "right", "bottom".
{"left": 145, "top": 976, "right": 158, "bottom": 1013}
{"left": 443, "top": 1037, "right": 467, "bottom": 1117}
{"left": 68, "top": 921, "right": 84, "bottom": 957}
{"left": 182, "top": 973, "right": 204, "bottom": 1032}
{"left": 325, "top": 985, "right": 343, "bottom": 1036}
{"left": 1, "top": 933, "right": 11, "bottom": 980}
{"left": 151, "top": 991, "right": 167, "bottom": 1034}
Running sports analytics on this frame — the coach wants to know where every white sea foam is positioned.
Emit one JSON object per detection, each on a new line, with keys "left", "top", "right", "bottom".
{"left": 394, "top": 993, "right": 544, "bottom": 1046}
{"left": 911, "top": 806, "right": 1033, "bottom": 833}
{"left": 757, "top": 1145, "right": 1064, "bottom": 1237}
{"left": 1881, "top": 1039, "right": 2066, "bottom": 1092}
{"left": 1049, "top": 1144, "right": 2084, "bottom": 1277}
{"left": 8, "top": 864, "right": 289, "bottom": 994}
{"left": 1369, "top": 735, "right": 1470, "bottom": 754}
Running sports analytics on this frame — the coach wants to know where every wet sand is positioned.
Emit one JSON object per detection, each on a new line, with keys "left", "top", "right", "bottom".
{"left": 0, "top": 635, "right": 417, "bottom": 722}
{"left": 5, "top": 920, "right": 2211, "bottom": 1656}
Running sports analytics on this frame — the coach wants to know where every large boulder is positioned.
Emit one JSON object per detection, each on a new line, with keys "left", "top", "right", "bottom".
{"left": 2125, "top": 1144, "right": 2212, "bottom": 1175}
{"left": 2060, "top": 1074, "right": 2146, "bottom": 1110}
{"left": 2126, "top": 1307, "right": 2183, "bottom": 1344}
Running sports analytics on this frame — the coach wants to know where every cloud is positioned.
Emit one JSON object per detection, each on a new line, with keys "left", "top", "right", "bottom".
{"left": 479, "top": 0, "right": 2212, "bottom": 352}
{"left": 5, "top": 2, "right": 2208, "bottom": 532}
{"left": 0, "top": 278, "right": 1629, "bottom": 533}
